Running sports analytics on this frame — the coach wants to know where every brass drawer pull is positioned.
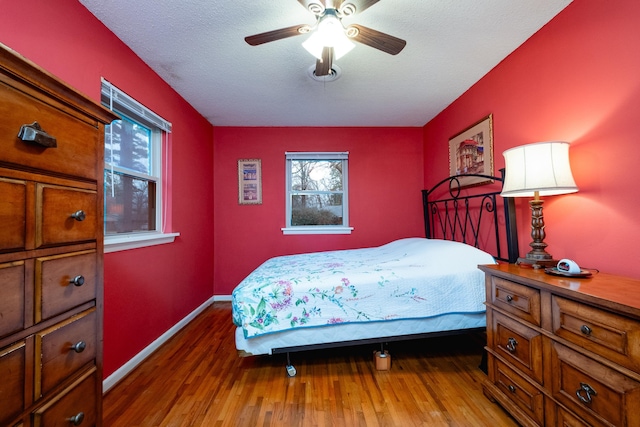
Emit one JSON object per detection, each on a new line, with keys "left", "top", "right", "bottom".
{"left": 70, "top": 275, "right": 85, "bottom": 287}
{"left": 506, "top": 337, "right": 518, "bottom": 353}
{"left": 17, "top": 121, "right": 57, "bottom": 148}
{"left": 580, "top": 324, "right": 592, "bottom": 336}
{"left": 70, "top": 341, "right": 86, "bottom": 353}
{"left": 576, "top": 382, "right": 597, "bottom": 404}
{"left": 71, "top": 210, "right": 86, "bottom": 221}
{"left": 67, "top": 411, "right": 85, "bottom": 425}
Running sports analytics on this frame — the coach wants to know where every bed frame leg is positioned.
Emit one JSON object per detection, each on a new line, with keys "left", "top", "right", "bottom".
{"left": 285, "top": 352, "right": 297, "bottom": 377}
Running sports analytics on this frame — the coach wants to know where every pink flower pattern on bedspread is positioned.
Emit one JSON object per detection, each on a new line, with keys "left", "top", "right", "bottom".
{"left": 232, "top": 238, "right": 496, "bottom": 339}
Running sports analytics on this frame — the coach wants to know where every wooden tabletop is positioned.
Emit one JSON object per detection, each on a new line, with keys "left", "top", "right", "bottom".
{"left": 479, "top": 263, "right": 640, "bottom": 319}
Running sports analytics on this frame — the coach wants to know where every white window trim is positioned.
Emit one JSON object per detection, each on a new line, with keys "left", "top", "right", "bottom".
{"left": 281, "top": 226, "right": 353, "bottom": 235}
{"left": 105, "top": 232, "right": 180, "bottom": 253}
{"left": 283, "top": 151, "right": 352, "bottom": 235}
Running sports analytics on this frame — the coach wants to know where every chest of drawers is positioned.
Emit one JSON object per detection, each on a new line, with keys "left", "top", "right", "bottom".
{"left": 480, "top": 263, "right": 640, "bottom": 427}
{"left": 0, "top": 44, "right": 117, "bottom": 426}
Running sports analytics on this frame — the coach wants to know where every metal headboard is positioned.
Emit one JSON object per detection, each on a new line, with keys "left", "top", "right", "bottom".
{"left": 422, "top": 168, "right": 519, "bottom": 263}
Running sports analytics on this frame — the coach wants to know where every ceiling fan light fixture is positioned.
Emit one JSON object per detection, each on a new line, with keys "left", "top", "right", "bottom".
{"left": 340, "top": 3, "right": 357, "bottom": 16}
{"left": 307, "top": 2, "right": 324, "bottom": 15}
{"left": 302, "top": 12, "right": 355, "bottom": 60}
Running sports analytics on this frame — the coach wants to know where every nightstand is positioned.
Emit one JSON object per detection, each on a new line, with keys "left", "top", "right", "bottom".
{"left": 479, "top": 263, "right": 640, "bottom": 427}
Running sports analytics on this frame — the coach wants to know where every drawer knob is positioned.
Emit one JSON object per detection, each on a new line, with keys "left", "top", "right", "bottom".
{"left": 508, "top": 385, "right": 516, "bottom": 394}
{"left": 70, "top": 341, "right": 86, "bottom": 353}
{"left": 506, "top": 337, "right": 518, "bottom": 353}
{"left": 67, "top": 412, "right": 85, "bottom": 426}
{"left": 71, "top": 210, "right": 86, "bottom": 221}
{"left": 17, "top": 121, "right": 57, "bottom": 148}
{"left": 580, "top": 324, "right": 592, "bottom": 336}
{"left": 70, "top": 275, "right": 85, "bottom": 287}
{"left": 506, "top": 295, "right": 513, "bottom": 303}
{"left": 576, "top": 382, "right": 597, "bottom": 404}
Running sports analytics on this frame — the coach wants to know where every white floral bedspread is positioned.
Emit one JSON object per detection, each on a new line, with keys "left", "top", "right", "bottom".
{"left": 232, "top": 238, "right": 495, "bottom": 339}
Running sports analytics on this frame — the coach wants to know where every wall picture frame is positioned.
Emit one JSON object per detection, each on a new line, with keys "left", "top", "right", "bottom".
{"left": 448, "top": 114, "right": 494, "bottom": 188}
{"left": 238, "top": 159, "right": 262, "bottom": 204}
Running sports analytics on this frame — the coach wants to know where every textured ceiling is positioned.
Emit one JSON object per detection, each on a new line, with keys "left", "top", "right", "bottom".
{"left": 79, "top": 0, "right": 572, "bottom": 127}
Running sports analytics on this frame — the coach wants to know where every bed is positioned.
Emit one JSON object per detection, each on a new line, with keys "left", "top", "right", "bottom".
{"left": 231, "top": 171, "right": 519, "bottom": 373}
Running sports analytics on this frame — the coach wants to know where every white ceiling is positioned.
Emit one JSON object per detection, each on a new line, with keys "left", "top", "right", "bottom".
{"left": 79, "top": 0, "right": 572, "bottom": 127}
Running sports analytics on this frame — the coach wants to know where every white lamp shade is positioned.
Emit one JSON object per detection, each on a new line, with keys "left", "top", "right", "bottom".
{"left": 501, "top": 141, "right": 578, "bottom": 197}
{"left": 302, "top": 15, "right": 355, "bottom": 60}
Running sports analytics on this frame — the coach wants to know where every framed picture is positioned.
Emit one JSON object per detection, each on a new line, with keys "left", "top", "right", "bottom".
{"left": 238, "top": 159, "right": 262, "bottom": 204}
{"left": 448, "top": 114, "right": 494, "bottom": 188}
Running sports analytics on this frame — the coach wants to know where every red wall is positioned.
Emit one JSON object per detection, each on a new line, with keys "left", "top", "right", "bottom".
{"left": 4, "top": 0, "right": 638, "bottom": 383}
{"left": 213, "top": 127, "right": 424, "bottom": 295}
{"left": 0, "top": 0, "right": 215, "bottom": 377}
{"left": 424, "top": 0, "right": 640, "bottom": 278}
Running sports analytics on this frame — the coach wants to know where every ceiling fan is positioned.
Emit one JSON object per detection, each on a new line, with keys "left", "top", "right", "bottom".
{"left": 245, "top": 0, "right": 406, "bottom": 77}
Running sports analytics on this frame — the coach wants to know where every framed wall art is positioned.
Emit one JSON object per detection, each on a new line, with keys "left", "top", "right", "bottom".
{"left": 238, "top": 159, "right": 262, "bottom": 204}
{"left": 448, "top": 114, "right": 494, "bottom": 188}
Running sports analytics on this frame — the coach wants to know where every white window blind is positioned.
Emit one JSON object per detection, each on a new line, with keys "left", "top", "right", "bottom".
{"left": 101, "top": 78, "right": 172, "bottom": 133}
{"left": 285, "top": 151, "right": 349, "bottom": 160}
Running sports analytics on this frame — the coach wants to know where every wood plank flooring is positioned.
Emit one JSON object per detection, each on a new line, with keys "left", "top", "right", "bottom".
{"left": 103, "top": 302, "right": 517, "bottom": 427}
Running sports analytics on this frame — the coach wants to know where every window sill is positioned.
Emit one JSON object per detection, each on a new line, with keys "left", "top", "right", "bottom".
{"left": 281, "top": 226, "right": 354, "bottom": 235}
{"left": 104, "top": 232, "right": 180, "bottom": 253}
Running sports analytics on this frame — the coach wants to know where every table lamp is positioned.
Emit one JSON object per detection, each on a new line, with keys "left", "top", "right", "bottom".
{"left": 500, "top": 141, "right": 578, "bottom": 268}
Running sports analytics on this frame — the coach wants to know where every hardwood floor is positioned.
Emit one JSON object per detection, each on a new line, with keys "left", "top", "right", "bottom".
{"left": 103, "top": 302, "right": 518, "bottom": 426}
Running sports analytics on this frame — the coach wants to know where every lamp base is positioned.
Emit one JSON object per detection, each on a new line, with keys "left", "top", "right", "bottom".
{"left": 518, "top": 195, "right": 558, "bottom": 270}
{"left": 517, "top": 256, "right": 557, "bottom": 270}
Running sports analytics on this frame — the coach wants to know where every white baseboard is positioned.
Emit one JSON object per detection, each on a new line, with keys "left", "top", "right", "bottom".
{"left": 102, "top": 295, "right": 216, "bottom": 393}
{"left": 213, "top": 294, "right": 232, "bottom": 301}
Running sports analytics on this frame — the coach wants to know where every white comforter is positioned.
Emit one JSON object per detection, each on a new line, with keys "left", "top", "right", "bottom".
{"left": 232, "top": 238, "right": 495, "bottom": 339}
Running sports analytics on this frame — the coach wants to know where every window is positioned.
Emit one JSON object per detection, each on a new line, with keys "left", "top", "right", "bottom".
{"left": 283, "top": 152, "right": 352, "bottom": 235}
{"left": 101, "top": 79, "right": 178, "bottom": 251}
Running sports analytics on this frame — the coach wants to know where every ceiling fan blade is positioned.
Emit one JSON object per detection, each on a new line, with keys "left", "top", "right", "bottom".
{"left": 339, "top": 0, "right": 380, "bottom": 15}
{"left": 315, "top": 47, "right": 334, "bottom": 76}
{"left": 347, "top": 24, "right": 406, "bottom": 55}
{"left": 245, "top": 24, "right": 310, "bottom": 46}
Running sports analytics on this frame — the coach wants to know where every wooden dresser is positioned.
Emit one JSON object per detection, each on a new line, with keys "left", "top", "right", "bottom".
{"left": 0, "top": 44, "right": 117, "bottom": 426}
{"left": 480, "top": 263, "right": 640, "bottom": 427}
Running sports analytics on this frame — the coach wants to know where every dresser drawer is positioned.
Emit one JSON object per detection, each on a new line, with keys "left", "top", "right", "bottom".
{"left": 0, "top": 261, "right": 26, "bottom": 339}
{"left": 0, "top": 178, "right": 27, "bottom": 252}
{"left": 489, "top": 275, "right": 541, "bottom": 326}
{"left": 35, "top": 308, "right": 97, "bottom": 398}
{"left": 552, "top": 404, "right": 591, "bottom": 427}
{"left": 35, "top": 250, "right": 97, "bottom": 322}
{"left": 549, "top": 341, "right": 640, "bottom": 427}
{"left": 0, "top": 341, "right": 26, "bottom": 426}
{"left": 0, "top": 81, "right": 100, "bottom": 181}
{"left": 492, "top": 310, "right": 543, "bottom": 384}
{"left": 491, "top": 354, "right": 545, "bottom": 425}
{"left": 552, "top": 295, "right": 640, "bottom": 373}
{"left": 36, "top": 184, "right": 97, "bottom": 247}
{"left": 32, "top": 367, "right": 97, "bottom": 427}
